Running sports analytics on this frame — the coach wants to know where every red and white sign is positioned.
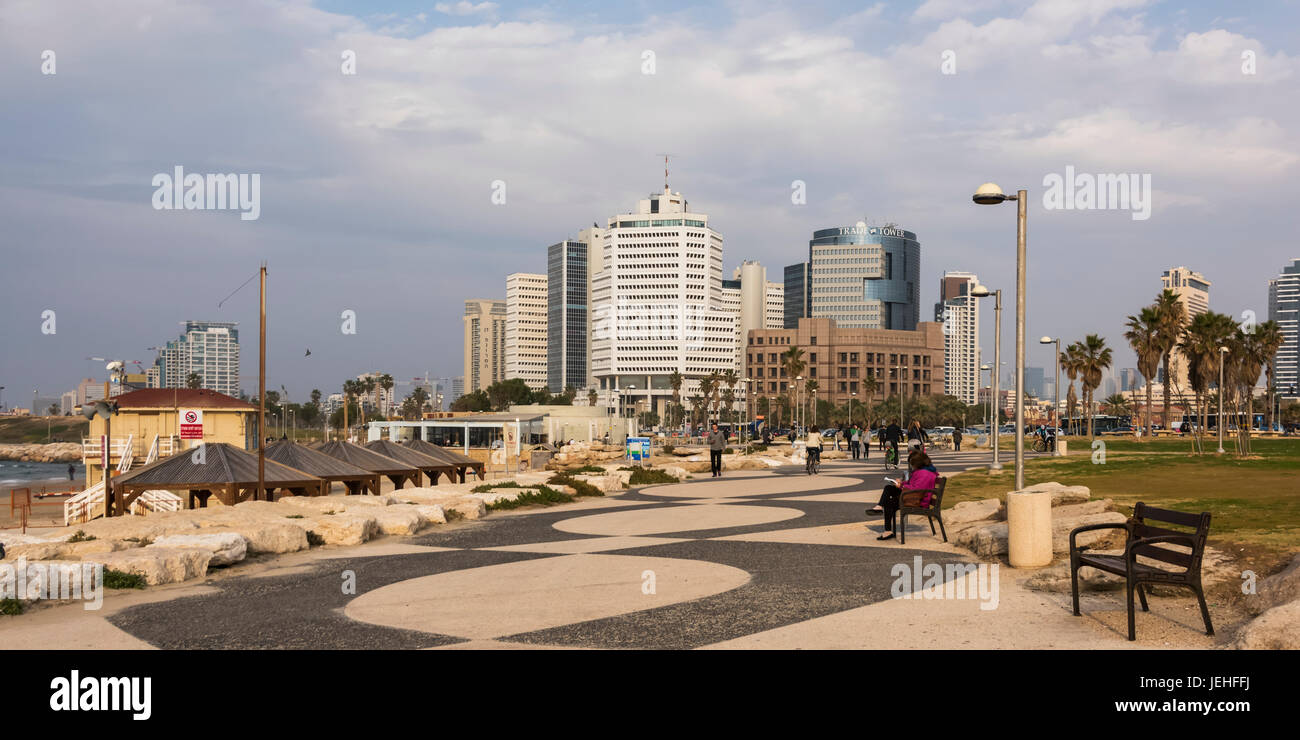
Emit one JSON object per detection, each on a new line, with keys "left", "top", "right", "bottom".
{"left": 179, "top": 409, "right": 204, "bottom": 439}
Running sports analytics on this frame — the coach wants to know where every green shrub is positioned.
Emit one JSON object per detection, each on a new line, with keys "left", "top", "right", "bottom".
{"left": 723, "top": 447, "right": 735, "bottom": 454}
{"left": 628, "top": 467, "right": 678, "bottom": 486}
{"left": 486, "top": 485, "right": 575, "bottom": 511}
{"left": 444, "top": 508, "right": 466, "bottom": 522}
{"left": 472, "top": 481, "right": 523, "bottom": 493}
{"left": 67, "top": 530, "right": 95, "bottom": 543}
{"left": 548, "top": 473, "right": 603, "bottom": 498}
{"left": 306, "top": 531, "right": 325, "bottom": 547}
{"left": 662, "top": 444, "right": 675, "bottom": 455}
{"left": 103, "top": 569, "right": 146, "bottom": 590}
{"left": 0, "top": 598, "right": 23, "bottom": 616}
{"left": 284, "top": 514, "right": 304, "bottom": 519}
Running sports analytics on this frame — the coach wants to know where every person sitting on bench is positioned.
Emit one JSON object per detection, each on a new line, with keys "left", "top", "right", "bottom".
{"left": 868, "top": 450, "right": 938, "bottom": 540}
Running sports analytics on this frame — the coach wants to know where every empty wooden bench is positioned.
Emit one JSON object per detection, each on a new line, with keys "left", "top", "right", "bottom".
{"left": 1068, "top": 502, "right": 1213, "bottom": 641}
{"left": 898, "top": 476, "right": 948, "bottom": 545}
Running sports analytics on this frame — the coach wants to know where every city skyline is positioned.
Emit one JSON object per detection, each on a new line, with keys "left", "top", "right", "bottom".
{"left": 3, "top": 1, "right": 1298, "bottom": 405}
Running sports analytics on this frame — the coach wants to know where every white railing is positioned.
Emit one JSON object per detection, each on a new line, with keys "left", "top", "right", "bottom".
{"left": 129, "top": 490, "right": 182, "bottom": 516}
{"left": 64, "top": 480, "right": 105, "bottom": 525}
{"left": 159, "top": 436, "right": 176, "bottom": 458}
{"left": 145, "top": 434, "right": 160, "bottom": 465}
{"left": 116, "top": 434, "right": 135, "bottom": 473}
{"left": 82, "top": 436, "right": 134, "bottom": 460}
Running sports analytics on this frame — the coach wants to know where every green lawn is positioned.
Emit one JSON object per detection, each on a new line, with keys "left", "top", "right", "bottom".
{"left": 0, "top": 416, "right": 88, "bottom": 444}
{"left": 945, "top": 437, "right": 1300, "bottom": 553}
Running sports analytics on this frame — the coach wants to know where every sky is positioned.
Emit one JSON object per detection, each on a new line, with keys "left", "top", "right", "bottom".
{"left": 1, "top": 0, "right": 1298, "bottom": 409}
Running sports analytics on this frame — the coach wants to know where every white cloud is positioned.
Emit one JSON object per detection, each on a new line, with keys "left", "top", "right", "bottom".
{"left": 434, "top": 2, "right": 499, "bottom": 17}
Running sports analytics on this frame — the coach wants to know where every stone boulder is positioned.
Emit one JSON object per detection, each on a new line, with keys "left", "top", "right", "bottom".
{"left": 1231, "top": 600, "right": 1300, "bottom": 650}
{"left": 1015, "top": 481, "right": 1091, "bottom": 506}
{"left": 412, "top": 504, "right": 446, "bottom": 525}
{"left": 3, "top": 537, "right": 139, "bottom": 562}
{"left": 152, "top": 533, "right": 248, "bottom": 566}
{"left": 194, "top": 519, "right": 309, "bottom": 554}
{"left": 302, "top": 511, "right": 378, "bottom": 545}
{"left": 1051, "top": 511, "right": 1128, "bottom": 553}
{"left": 942, "top": 498, "right": 1003, "bottom": 529}
{"left": 1249, "top": 553, "right": 1300, "bottom": 616}
{"left": 87, "top": 547, "right": 213, "bottom": 586}
{"left": 370, "top": 505, "right": 426, "bottom": 536}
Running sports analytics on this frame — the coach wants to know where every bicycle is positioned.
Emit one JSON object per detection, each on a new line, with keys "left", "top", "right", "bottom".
{"left": 806, "top": 447, "right": 821, "bottom": 475}
{"left": 883, "top": 443, "right": 899, "bottom": 470}
{"left": 1032, "top": 435, "right": 1056, "bottom": 454}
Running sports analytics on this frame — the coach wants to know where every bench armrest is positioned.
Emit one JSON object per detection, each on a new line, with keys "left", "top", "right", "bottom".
{"left": 1069, "top": 522, "right": 1130, "bottom": 554}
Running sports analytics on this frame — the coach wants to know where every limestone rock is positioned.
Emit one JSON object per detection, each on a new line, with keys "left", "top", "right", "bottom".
{"left": 370, "top": 505, "right": 425, "bottom": 536}
{"left": 1015, "top": 481, "right": 1091, "bottom": 506}
{"left": 4, "top": 537, "right": 139, "bottom": 561}
{"left": 305, "top": 511, "right": 378, "bottom": 545}
{"left": 1052, "top": 511, "right": 1128, "bottom": 553}
{"left": 413, "top": 504, "right": 446, "bottom": 525}
{"left": 152, "top": 533, "right": 248, "bottom": 566}
{"left": 194, "top": 519, "right": 308, "bottom": 554}
{"left": 1231, "top": 600, "right": 1300, "bottom": 650}
{"left": 87, "top": 547, "right": 213, "bottom": 586}
{"left": 1250, "top": 553, "right": 1300, "bottom": 616}
{"left": 942, "top": 498, "right": 1003, "bottom": 528}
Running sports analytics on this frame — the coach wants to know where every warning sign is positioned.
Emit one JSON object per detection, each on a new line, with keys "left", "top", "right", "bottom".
{"left": 179, "top": 409, "right": 204, "bottom": 439}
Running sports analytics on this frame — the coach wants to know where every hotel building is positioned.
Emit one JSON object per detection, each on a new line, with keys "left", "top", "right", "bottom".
{"left": 505, "top": 272, "right": 549, "bottom": 390}
{"left": 808, "top": 224, "right": 921, "bottom": 331}
{"left": 1269, "top": 259, "right": 1300, "bottom": 400}
{"left": 463, "top": 299, "right": 507, "bottom": 394}
{"left": 934, "top": 270, "right": 980, "bottom": 405}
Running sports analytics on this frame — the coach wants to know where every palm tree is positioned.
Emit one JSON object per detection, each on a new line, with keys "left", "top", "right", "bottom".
{"left": 704, "top": 371, "right": 723, "bottom": 424}
{"left": 668, "top": 371, "right": 683, "bottom": 429}
{"left": 341, "top": 379, "right": 362, "bottom": 439}
{"left": 1125, "top": 306, "right": 1162, "bottom": 441}
{"left": 721, "top": 369, "right": 738, "bottom": 428}
{"left": 1077, "top": 334, "right": 1113, "bottom": 439}
{"left": 781, "top": 346, "right": 806, "bottom": 429}
{"left": 1102, "top": 393, "right": 1132, "bottom": 416}
{"left": 186, "top": 371, "right": 203, "bottom": 389}
{"left": 1153, "top": 289, "right": 1187, "bottom": 429}
{"left": 1179, "top": 311, "right": 1237, "bottom": 452}
{"left": 1256, "top": 321, "right": 1285, "bottom": 434}
{"left": 587, "top": 387, "right": 598, "bottom": 408}
{"left": 379, "top": 373, "right": 394, "bottom": 418}
{"left": 1061, "top": 343, "right": 1083, "bottom": 435}
{"left": 805, "top": 378, "right": 819, "bottom": 425}
{"left": 1234, "top": 322, "right": 1280, "bottom": 455}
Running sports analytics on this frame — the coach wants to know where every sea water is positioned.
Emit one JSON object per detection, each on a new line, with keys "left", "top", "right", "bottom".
{"left": 0, "top": 460, "right": 83, "bottom": 487}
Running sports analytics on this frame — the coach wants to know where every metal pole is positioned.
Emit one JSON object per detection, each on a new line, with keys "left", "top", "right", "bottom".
{"left": 258, "top": 264, "right": 266, "bottom": 501}
{"left": 104, "top": 413, "right": 113, "bottom": 517}
{"left": 1217, "top": 351, "right": 1225, "bottom": 454}
{"left": 1014, "top": 190, "right": 1027, "bottom": 491}
{"left": 1053, "top": 338, "right": 1062, "bottom": 456}
{"left": 992, "top": 291, "right": 1001, "bottom": 470}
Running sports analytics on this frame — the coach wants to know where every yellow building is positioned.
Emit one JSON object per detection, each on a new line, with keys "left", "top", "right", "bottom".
{"left": 83, "top": 388, "right": 258, "bottom": 487}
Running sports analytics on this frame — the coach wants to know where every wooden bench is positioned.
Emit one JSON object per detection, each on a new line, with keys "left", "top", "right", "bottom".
{"left": 898, "top": 476, "right": 947, "bottom": 545}
{"left": 1068, "top": 502, "right": 1213, "bottom": 641}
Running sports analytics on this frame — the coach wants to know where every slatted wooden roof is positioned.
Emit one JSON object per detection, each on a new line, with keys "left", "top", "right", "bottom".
{"left": 114, "top": 442, "right": 322, "bottom": 489}
{"left": 314, "top": 441, "right": 418, "bottom": 475}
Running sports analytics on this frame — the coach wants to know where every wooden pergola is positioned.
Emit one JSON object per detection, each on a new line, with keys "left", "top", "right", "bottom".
{"left": 314, "top": 441, "right": 420, "bottom": 491}
{"left": 265, "top": 440, "right": 382, "bottom": 496}
{"left": 112, "top": 442, "right": 325, "bottom": 513}
{"left": 364, "top": 439, "right": 458, "bottom": 486}
{"left": 402, "top": 438, "right": 486, "bottom": 483}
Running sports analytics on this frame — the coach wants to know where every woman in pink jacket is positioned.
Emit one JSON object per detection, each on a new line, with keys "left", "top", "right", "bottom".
{"left": 870, "top": 450, "right": 939, "bottom": 540}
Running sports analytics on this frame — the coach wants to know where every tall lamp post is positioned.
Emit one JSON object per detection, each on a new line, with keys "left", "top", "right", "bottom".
{"left": 972, "top": 285, "right": 1002, "bottom": 470}
{"left": 1217, "top": 346, "right": 1228, "bottom": 454}
{"left": 1040, "top": 336, "right": 1061, "bottom": 455}
{"left": 740, "top": 378, "right": 750, "bottom": 444}
{"left": 981, "top": 364, "right": 992, "bottom": 430}
{"left": 974, "top": 182, "right": 1046, "bottom": 567}
{"left": 795, "top": 376, "right": 804, "bottom": 433}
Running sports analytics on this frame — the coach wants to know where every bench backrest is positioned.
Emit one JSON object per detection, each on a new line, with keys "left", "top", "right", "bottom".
{"left": 1129, "top": 502, "right": 1211, "bottom": 572}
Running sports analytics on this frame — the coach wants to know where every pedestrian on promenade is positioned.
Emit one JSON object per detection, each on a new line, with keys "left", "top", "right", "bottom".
{"left": 952, "top": 428, "right": 963, "bottom": 451}
{"left": 67, "top": 463, "right": 75, "bottom": 481}
{"left": 849, "top": 425, "right": 860, "bottom": 459}
{"left": 708, "top": 423, "right": 727, "bottom": 477}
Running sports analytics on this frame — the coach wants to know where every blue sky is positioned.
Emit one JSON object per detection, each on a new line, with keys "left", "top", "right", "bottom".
{"left": 1, "top": 0, "right": 1298, "bottom": 407}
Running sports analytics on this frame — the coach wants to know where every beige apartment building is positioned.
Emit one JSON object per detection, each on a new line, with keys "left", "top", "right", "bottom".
{"left": 1160, "top": 266, "right": 1211, "bottom": 392}
{"left": 463, "top": 298, "right": 507, "bottom": 394}
{"left": 746, "top": 317, "right": 946, "bottom": 410}
{"left": 505, "top": 272, "right": 548, "bottom": 390}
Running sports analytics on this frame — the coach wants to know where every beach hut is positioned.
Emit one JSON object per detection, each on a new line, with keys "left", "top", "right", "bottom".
{"left": 314, "top": 441, "right": 420, "bottom": 490}
{"left": 363, "top": 439, "right": 458, "bottom": 486}
{"left": 112, "top": 442, "right": 325, "bottom": 512}
{"left": 402, "top": 438, "right": 486, "bottom": 483}
{"left": 265, "top": 440, "right": 382, "bottom": 496}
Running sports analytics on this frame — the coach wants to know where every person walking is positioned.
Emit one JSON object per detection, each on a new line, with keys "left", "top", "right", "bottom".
{"left": 708, "top": 423, "right": 727, "bottom": 478}
{"left": 849, "top": 424, "right": 861, "bottom": 459}
{"left": 67, "top": 463, "right": 75, "bottom": 481}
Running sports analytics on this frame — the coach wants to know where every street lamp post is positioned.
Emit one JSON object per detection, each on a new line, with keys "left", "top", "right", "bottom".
{"left": 974, "top": 182, "right": 1045, "bottom": 567}
{"left": 1041, "top": 336, "right": 1061, "bottom": 455}
{"left": 981, "top": 364, "right": 992, "bottom": 431}
{"left": 796, "top": 376, "right": 804, "bottom": 433}
{"left": 1217, "top": 347, "right": 1228, "bottom": 454}
{"left": 972, "top": 285, "right": 1003, "bottom": 470}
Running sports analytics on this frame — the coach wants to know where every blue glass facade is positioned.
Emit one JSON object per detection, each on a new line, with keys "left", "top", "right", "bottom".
{"left": 808, "top": 225, "right": 919, "bottom": 331}
{"left": 783, "top": 262, "right": 810, "bottom": 329}
{"left": 547, "top": 240, "right": 587, "bottom": 393}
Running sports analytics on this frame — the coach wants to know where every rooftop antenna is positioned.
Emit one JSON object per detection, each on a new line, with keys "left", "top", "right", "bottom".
{"left": 658, "top": 153, "right": 675, "bottom": 192}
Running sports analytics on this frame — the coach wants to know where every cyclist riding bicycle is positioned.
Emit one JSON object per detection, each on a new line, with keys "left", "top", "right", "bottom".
{"left": 805, "top": 425, "right": 824, "bottom": 474}
{"left": 882, "top": 419, "right": 902, "bottom": 469}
